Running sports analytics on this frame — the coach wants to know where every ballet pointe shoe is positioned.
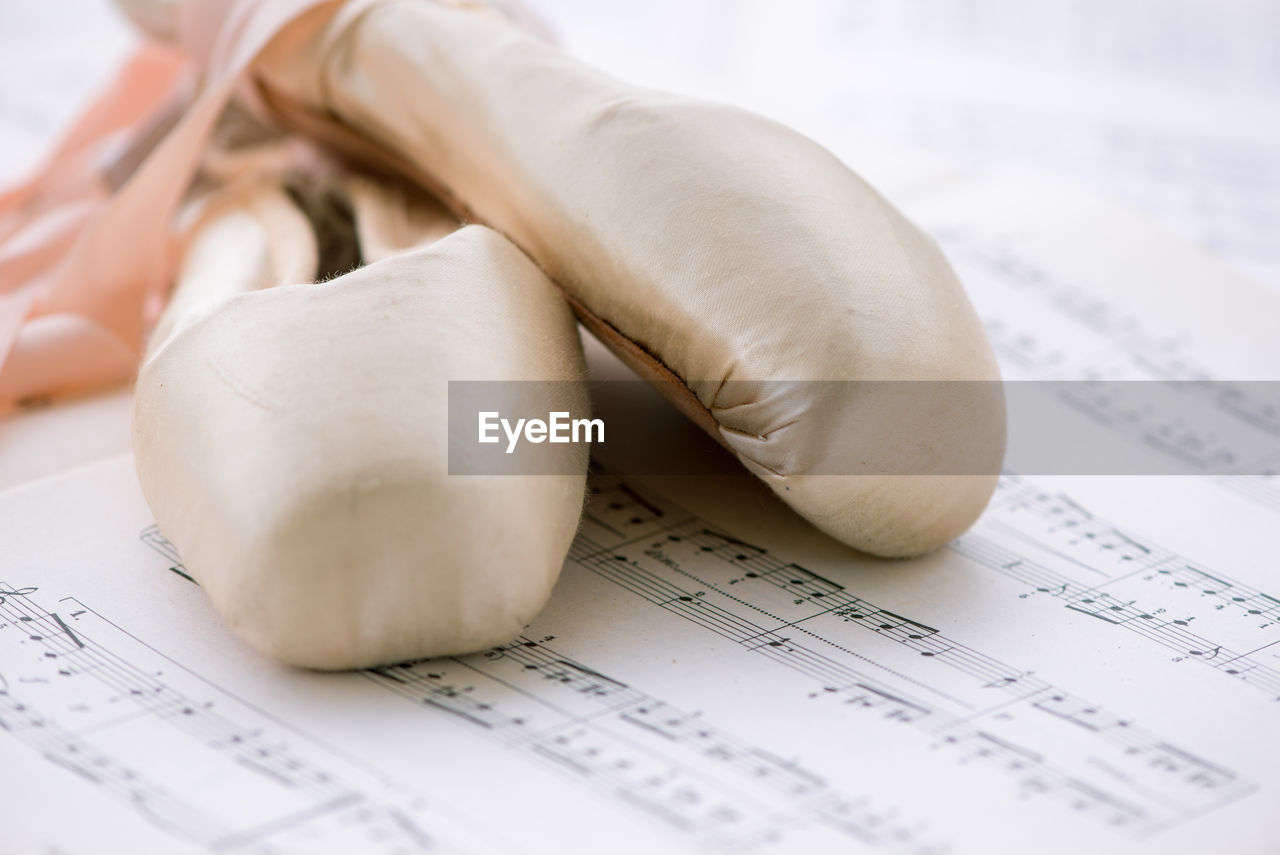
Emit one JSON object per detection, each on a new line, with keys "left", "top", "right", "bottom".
{"left": 248, "top": 0, "right": 1005, "bottom": 558}
{"left": 134, "top": 177, "right": 589, "bottom": 669}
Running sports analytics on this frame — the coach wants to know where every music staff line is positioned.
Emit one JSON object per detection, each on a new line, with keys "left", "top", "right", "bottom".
{"left": 135, "top": 531, "right": 946, "bottom": 854}
{"left": 133, "top": 469, "right": 1264, "bottom": 842}
{"left": 959, "top": 479, "right": 1280, "bottom": 698}
{"left": 571, "top": 478, "right": 1255, "bottom": 835}
{"left": 946, "top": 230, "right": 1280, "bottom": 516}
{"left": 574, "top": 531, "right": 1151, "bottom": 828}
{"left": 364, "top": 636, "right": 945, "bottom": 855}
{"left": 631, "top": 525, "right": 1242, "bottom": 799}
{"left": 0, "top": 586, "right": 476, "bottom": 855}
{"left": 993, "top": 479, "right": 1280, "bottom": 622}
{"left": 949, "top": 231, "right": 1279, "bottom": 435}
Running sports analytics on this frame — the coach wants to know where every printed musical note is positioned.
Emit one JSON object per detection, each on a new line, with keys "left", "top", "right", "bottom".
{"left": 569, "top": 476, "right": 1253, "bottom": 833}
{"left": 0, "top": 586, "right": 494, "bottom": 854}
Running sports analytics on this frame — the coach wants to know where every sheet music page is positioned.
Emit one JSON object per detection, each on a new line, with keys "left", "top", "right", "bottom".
{"left": 539, "top": 0, "right": 1280, "bottom": 289}
{"left": 3, "top": 167, "right": 1279, "bottom": 854}
{"left": 3, "top": 2, "right": 1279, "bottom": 853}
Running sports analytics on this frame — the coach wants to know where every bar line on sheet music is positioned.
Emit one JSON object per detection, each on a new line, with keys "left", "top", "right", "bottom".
{"left": 52, "top": 595, "right": 414, "bottom": 781}
{"left": 737, "top": 612, "right": 842, "bottom": 646}
{"left": 784, "top": 623, "right": 976, "bottom": 710}
{"left": 1217, "top": 638, "right": 1280, "bottom": 668}
{"left": 646, "top": 541, "right": 978, "bottom": 709}
{"left": 448, "top": 655, "right": 623, "bottom": 726}
{"left": 1092, "top": 563, "right": 1162, "bottom": 591}
{"left": 987, "top": 519, "right": 1118, "bottom": 577}
{"left": 932, "top": 685, "right": 1055, "bottom": 734}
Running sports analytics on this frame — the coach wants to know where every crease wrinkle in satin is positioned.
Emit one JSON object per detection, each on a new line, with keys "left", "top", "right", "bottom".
{"left": 0, "top": 0, "right": 344, "bottom": 411}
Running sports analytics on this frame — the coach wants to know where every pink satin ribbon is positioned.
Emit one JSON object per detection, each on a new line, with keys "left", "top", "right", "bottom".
{"left": 0, "top": 0, "right": 342, "bottom": 411}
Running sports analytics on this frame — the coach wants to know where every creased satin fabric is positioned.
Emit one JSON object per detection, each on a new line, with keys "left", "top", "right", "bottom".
{"left": 249, "top": 0, "right": 1005, "bottom": 556}
{"left": 0, "top": 0, "right": 347, "bottom": 411}
{"left": 4, "top": 0, "right": 1002, "bottom": 558}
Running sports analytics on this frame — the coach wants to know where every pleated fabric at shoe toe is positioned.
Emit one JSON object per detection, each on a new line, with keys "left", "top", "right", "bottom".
{"left": 249, "top": 0, "right": 1006, "bottom": 558}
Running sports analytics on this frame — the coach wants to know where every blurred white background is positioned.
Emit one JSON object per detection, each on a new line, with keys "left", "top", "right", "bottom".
{"left": 3, "top": 0, "right": 1278, "bottom": 285}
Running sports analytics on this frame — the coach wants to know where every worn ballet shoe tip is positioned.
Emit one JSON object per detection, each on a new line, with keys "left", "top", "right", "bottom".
{"left": 134, "top": 226, "right": 589, "bottom": 669}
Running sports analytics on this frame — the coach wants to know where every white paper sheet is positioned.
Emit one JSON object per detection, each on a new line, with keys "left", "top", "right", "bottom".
{"left": 3, "top": 3, "right": 1279, "bottom": 853}
{"left": 3, "top": 168, "right": 1279, "bottom": 854}
{"left": 537, "top": 0, "right": 1280, "bottom": 290}
{"left": 0, "top": 389, "right": 134, "bottom": 491}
